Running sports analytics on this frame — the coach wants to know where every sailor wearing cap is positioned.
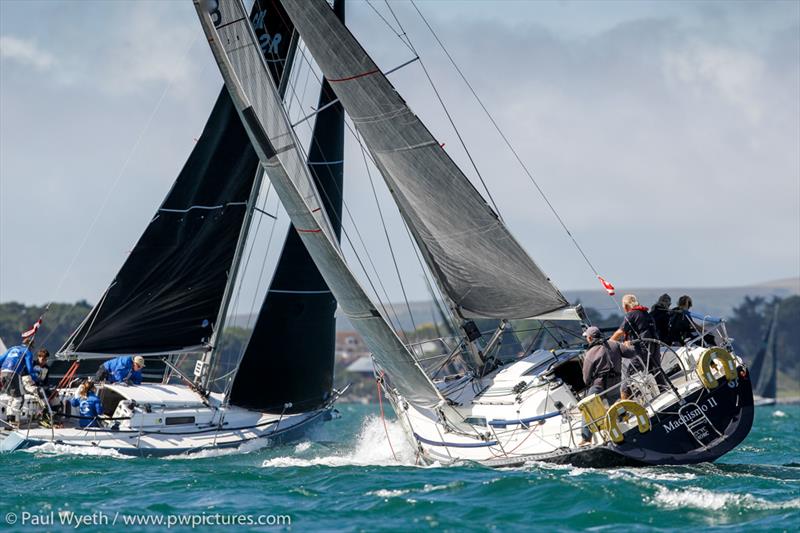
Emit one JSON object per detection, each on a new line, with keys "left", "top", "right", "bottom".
{"left": 579, "top": 326, "right": 637, "bottom": 445}
{"left": 94, "top": 355, "right": 146, "bottom": 385}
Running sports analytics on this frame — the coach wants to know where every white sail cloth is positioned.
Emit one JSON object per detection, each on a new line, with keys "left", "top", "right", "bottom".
{"left": 280, "top": 0, "right": 569, "bottom": 320}
{"left": 194, "top": 0, "right": 452, "bottom": 412}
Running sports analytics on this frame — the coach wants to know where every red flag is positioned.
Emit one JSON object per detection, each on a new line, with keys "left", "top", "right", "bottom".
{"left": 597, "top": 276, "right": 615, "bottom": 296}
{"left": 22, "top": 318, "right": 42, "bottom": 339}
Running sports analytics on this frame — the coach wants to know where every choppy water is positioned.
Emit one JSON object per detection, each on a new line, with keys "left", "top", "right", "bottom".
{"left": 1, "top": 404, "right": 798, "bottom": 532}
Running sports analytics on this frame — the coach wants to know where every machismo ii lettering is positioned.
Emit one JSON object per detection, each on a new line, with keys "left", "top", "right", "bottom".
{"left": 662, "top": 396, "right": 719, "bottom": 434}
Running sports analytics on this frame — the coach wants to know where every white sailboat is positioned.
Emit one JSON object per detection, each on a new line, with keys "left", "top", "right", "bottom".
{"left": 194, "top": 0, "right": 754, "bottom": 467}
{"left": 0, "top": 0, "right": 347, "bottom": 456}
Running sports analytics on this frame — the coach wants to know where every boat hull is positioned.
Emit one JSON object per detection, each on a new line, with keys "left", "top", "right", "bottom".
{"left": 484, "top": 372, "right": 754, "bottom": 468}
{"left": 1, "top": 406, "right": 335, "bottom": 457}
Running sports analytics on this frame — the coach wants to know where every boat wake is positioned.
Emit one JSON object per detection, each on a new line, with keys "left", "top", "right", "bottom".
{"left": 164, "top": 438, "right": 274, "bottom": 460}
{"left": 23, "top": 442, "right": 134, "bottom": 459}
{"left": 261, "top": 415, "right": 423, "bottom": 468}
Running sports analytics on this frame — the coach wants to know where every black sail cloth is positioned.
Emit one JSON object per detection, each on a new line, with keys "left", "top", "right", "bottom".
{"left": 61, "top": 0, "right": 299, "bottom": 359}
{"left": 60, "top": 92, "right": 258, "bottom": 357}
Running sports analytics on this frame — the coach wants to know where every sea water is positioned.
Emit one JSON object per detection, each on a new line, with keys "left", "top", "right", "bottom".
{"left": 1, "top": 404, "right": 797, "bottom": 532}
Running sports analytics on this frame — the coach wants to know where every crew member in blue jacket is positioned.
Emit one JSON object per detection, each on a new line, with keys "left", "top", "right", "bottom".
{"left": 0, "top": 338, "right": 36, "bottom": 397}
{"left": 70, "top": 380, "right": 103, "bottom": 428}
{"left": 94, "top": 355, "right": 146, "bottom": 385}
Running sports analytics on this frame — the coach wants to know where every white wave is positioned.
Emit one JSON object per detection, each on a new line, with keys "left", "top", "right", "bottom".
{"left": 773, "top": 410, "right": 787, "bottom": 418}
{"left": 610, "top": 468, "right": 697, "bottom": 482}
{"left": 165, "top": 437, "right": 273, "bottom": 460}
{"left": 294, "top": 441, "right": 311, "bottom": 453}
{"left": 367, "top": 483, "right": 455, "bottom": 500}
{"left": 262, "top": 415, "right": 421, "bottom": 468}
{"left": 368, "top": 488, "right": 410, "bottom": 498}
{"left": 24, "top": 442, "right": 134, "bottom": 459}
{"left": 651, "top": 486, "right": 800, "bottom": 511}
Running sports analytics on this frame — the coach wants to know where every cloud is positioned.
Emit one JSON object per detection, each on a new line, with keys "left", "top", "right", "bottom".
{"left": 0, "top": 35, "right": 55, "bottom": 70}
{"left": 662, "top": 41, "right": 766, "bottom": 123}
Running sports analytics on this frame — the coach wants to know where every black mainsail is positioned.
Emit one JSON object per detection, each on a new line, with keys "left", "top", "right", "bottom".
{"left": 59, "top": 0, "right": 297, "bottom": 359}
{"left": 229, "top": 1, "right": 345, "bottom": 413}
{"left": 280, "top": 0, "right": 570, "bottom": 321}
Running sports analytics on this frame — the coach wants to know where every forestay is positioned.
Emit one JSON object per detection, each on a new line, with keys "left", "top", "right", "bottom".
{"left": 194, "top": 0, "right": 449, "bottom": 411}
{"left": 281, "top": 0, "right": 569, "bottom": 320}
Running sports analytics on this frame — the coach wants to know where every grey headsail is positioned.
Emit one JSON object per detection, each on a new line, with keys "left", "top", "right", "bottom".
{"left": 195, "top": 0, "right": 452, "bottom": 412}
{"left": 228, "top": 0, "right": 345, "bottom": 413}
{"left": 280, "top": 0, "right": 569, "bottom": 320}
{"left": 59, "top": 90, "right": 258, "bottom": 358}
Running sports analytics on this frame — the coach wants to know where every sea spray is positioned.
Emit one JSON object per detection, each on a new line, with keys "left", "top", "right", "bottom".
{"left": 261, "top": 415, "right": 419, "bottom": 468}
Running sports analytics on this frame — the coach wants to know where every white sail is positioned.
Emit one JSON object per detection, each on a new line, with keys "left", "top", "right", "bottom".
{"left": 193, "top": 0, "right": 457, "bottom": 413}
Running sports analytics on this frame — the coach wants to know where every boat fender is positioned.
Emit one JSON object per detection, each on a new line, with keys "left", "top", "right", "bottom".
{"left": 696, "top": 347, "right": 737, "bottom": 389}
{"left": 605, "top": 400, "right": 651, "bottom": 444}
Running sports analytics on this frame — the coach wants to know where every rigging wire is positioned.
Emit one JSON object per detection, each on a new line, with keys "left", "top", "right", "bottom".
{"left": 408, "top": 0, "right": 620, "bottom": 313}
{"left": 355, "top": 127, "right": 420, "bottom": 336}
{"left": 380, "top": 0, "right": 505, "bottom": 221}
{"left": 284, "top": 42, "right": 411, "bottom": 339}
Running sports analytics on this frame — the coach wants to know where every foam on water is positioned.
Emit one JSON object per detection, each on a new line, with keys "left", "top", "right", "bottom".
{"left": 773, "top": 410, "right": 787, "bottom": 417}
{"left": 262, "top": 415, "right": 421, "bottom": 468}
{"left": 650, "top": 486, "right": 800, "bottom": 511}
{"left": 367, "top": 483, "right": 456, "bottom": 499}
{"left": 24, "top": 442, "right": 134, "bottom": 459}
{"left": 610, "top": 468, "right": 698, "bottom": 482}
{"left": 164, "top": 437, "right": 273, "bottom": 460}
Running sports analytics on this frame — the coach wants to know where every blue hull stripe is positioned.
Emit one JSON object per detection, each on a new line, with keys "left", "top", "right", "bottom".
{"left": 414, "top": 433, "right": 498, "bottom": 448}
{"left": 488, "top": 410, "right": 561, "bottom": 428}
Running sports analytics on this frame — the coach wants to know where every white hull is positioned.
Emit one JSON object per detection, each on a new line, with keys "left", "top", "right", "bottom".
{"left": 381, "top": 346, "right": 754, "bottom": 467}
{"left": 0, "top": 383, "right": 337, "bottom": 457}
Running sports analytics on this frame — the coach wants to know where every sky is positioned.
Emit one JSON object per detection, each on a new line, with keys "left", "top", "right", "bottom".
{"left": 1, "top": 0, "right": 798, "bottom": 308}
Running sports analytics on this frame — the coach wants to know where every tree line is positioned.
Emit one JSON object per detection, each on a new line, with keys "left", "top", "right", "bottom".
{"left": 1, "top": 295, "right": 797, "bottom": 393}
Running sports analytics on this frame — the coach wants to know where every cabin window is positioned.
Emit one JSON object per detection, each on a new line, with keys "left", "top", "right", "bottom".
{"left": 465, "top": 416, "right": 487, "bottom": 427}
{"left": 165, "top": 416, "right": 196, "bottom": 425}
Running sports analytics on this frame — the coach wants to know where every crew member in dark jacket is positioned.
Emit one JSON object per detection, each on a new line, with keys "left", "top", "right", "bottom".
{"left": 610, "top": 294, "right": 667, "bottom": 396}
{"left": 668, "top": 295, "right": 696, "bottom": 345}
{"left": 649, "top": 293, "right": 671, "bottom": 342}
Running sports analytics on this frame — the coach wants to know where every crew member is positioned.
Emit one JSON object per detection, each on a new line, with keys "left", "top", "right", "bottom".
{"left": 22, "top": 348, "right": 52, "bottom": 403}
{"left": 70, "top": 380, "right": 103, "bottom": 428}
{"left": 610, "top": 294, "right": 666, "bottom": 396}
{"left": 31, "top": 348, "right": 51, "bottom": 388}
{"left": 95, "top": 355, "right": 145, "bottom": 385}
{"left": 580, "top": 326, "right": 636, "bottom": 444}
{"left": 0, "top": 337, "right": 36, "bottom": 397}
{"left": 667, "top": 295, "right": 696, "bottom": 344}
{"left": 649, "top": 293, "right": 672, "bottom": 342}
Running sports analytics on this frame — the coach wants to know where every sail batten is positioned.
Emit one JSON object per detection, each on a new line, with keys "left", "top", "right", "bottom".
{"left": 280, "top": 0, "right": 569, "bottom": 320}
